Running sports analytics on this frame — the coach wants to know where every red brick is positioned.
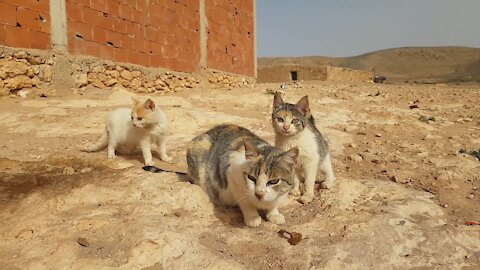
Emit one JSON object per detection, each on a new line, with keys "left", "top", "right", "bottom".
{"left": 2, "top": 0, "right": 28, "bottom": 7}
{"left": 106, "top": 1, "right": 120, "bottom": 16}
{"left": 68, "top": 20, "right": 93, "bottom": 40}
{"left": 16, "top": 7, "right": 40, "bottom": 31}
{"left": 97, "top": 44, "right": 115, "bottom": 60}
{"left": 127, "top": 50, "right": 148, "bottom": 66}
{"left": 121, "top": 34, "right": 134, "bottom": 50}
{"left": 118, "top": 4, "right": 133, "bottom": 21}
{"left": 92, "top": 27, "right": 108, "bottom": 44}
{"left": 136, "top": 0, "right": 146, "bottom": 11}
{"left": 30, "top": 30, "right": 50, "bottom": 49}
{"left": 132, "top": 9, "right": 144, "bottom": 24}
{"left": 90, "top": 0, "right": 106, "bottom": 11}
{"left": 4, "top": 25, "right": 30, "bottom": 48}
{"left": 149, "top": 41, "right": 162, "bottom": 54}
{"left": 38, "top": 13, "right": 49, "bottom": 33}
{"left": 68, "top": 36, "right": 84, "bottom": 54}
{"left": 133, "top": 36, "right": 147, "bottom": 53}
{"left": 126, "top": 21, "right": 142, "bottom": 37}
{"left": 114, "top": 48, "right": 129, "bottom": 63}
{"left": 0, "top": 3, "right": 16, "bottom": 26}
{"left": 83, "top": 40, "right": 100, "bottom": 57}
{"left": 83, "top": 7, "right": 113, "bottom": 30}
{"left": 107, "top": 30, "right": 122, "bottom": 47}
{"left": 113, "top": 17, "right": 127, "bottom": 33}
{"left": 148, "top": 55, "right": 167, "bottom": 67}
{"left": 66, "top": 2, "right": 83, "bottom": 22}
{"left": 27, "top": 0, "right": 49, "bottom": 13}
{"left": 162, "top": 44, "right": 177, "bottom": 58}
{"left": 125, "top": 0, "right": 137, "bottom": 8}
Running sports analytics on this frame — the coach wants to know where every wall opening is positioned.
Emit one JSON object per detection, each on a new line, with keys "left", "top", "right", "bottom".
{"left": 290, "top": 71, "right": 298, "bottom": 81}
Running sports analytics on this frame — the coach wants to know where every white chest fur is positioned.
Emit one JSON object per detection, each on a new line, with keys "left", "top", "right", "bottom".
{"left": 275, "top": 128, "right": 320, "bottom": 167}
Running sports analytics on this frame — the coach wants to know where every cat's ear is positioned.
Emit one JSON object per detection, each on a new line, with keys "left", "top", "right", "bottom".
{"left": 295, "top": 96, "right": 310, "bottom": 116}
{"left": 131, "top": 96, "right": 141, "bottom": 106}
{"left": 278, "top": 147, "right": 299, "bottom": 169}
{"left": 244, "top": 141, "right": 259, "bottom": 161}
{"left": 273, "top": 92, "right": 284, "bottom": 108}
{"left": 144, "top": 99, "right": 155, "bottom": 111}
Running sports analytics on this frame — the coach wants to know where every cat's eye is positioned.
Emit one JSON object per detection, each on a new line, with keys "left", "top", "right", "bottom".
{"left": 267, "top": 179, "right": 280, "bottom": 185}
{"left": 131, "top": 116, "right": 134, "bottom": 120}
{"left": 276, "top": 117, "right": 284, "bottom": 123}
{"left": 291, "top": 119, "right": 300, "bottom": 125}
{"left": 137, "top": 117, "right": 143, "bottom": 121}
{"left": 247, "top": 175, "right": 256, "bottom": 183}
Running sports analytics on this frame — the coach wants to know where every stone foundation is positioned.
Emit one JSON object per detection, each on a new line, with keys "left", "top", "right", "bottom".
{"left": 0, "top": 46, "right": 254, "bottom": 97}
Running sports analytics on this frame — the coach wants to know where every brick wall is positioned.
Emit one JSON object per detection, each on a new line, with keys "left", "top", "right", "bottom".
{"left": 206, "top": 0, "right": 254, "bottom": 77}
{"left": 66, "top": 0, "right": 201, "bottom": 73}
{"left": 0, "top": 0, "right": 51, "bottom": 49}
{"left": 0, "top": 0, "right": 255, "bottom": 77}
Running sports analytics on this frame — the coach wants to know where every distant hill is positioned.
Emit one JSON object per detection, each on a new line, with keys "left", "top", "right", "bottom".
{"left": 258, "top": 47, "right": 480, "bottom": 82}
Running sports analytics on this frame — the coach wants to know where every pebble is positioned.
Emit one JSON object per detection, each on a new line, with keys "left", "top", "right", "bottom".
{"left": 76, "top": 237, "right": 90, "bottom": 247}
{"left": 467, "top": 194, "right": 475, "bottom": 200}
{"left": 63, "top": 167, "right": 75, "bottom": 175}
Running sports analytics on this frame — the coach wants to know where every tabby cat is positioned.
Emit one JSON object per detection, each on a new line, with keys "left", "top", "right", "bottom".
{"left": 186, "top": 124, "right": 299, "bottom": 227}
{"left": 272, "top": 93, "right": 335, "bottom": 204}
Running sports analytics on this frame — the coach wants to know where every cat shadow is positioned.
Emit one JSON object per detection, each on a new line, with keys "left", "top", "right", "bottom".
{"left": 212, "top": 205, "right": 246, "bottom": 228}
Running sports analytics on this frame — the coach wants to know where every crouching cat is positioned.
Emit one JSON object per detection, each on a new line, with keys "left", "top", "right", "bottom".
{"left": 83, "top": 97, "right": 172, "bottom": 165}
{"left": 186, "top": 124, "right": 299, "bottom": 227}
{"left": 272, "top": 93, "right": 335, "bottom": 204}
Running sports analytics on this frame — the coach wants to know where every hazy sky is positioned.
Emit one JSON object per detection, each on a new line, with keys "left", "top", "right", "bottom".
{"left": 256, "top": 0, "right": 480, "bottom": 57}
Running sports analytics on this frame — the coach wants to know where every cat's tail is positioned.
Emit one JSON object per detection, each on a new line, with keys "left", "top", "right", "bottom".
{"left": 83, "top": 130, "right": 108, "bottom": 152}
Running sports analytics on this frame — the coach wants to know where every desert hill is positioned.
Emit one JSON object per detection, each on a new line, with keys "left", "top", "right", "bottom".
{"left": 259, "top": 46, "right": 480, "bottom": 82}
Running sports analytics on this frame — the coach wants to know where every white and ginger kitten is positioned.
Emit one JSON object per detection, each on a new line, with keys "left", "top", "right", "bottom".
{"left": 272, "top": 93, "right": 335, "bottom": 204}
{"left": 84, "top": 97, "right": 172, "bottom": 165}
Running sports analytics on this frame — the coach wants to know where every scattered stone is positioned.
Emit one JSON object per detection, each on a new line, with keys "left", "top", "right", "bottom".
{"left": 349, "top": 143, "right": 357, "bottom": 148}
{"left": 39, "top": 66, "right": 52, "bottom": 82}
{"left": 375, "top": 133, "right": 382, "bottom": 138}
{"left": 63, "top": 167, "right": 75, "bottom": 175}
{"left": 76, "top": 237, "right": 90, "bottom": 247}
{"left": 348, "top": 154, "right": 363, "bottom": 163}
{"left": 120, "top": 70, "right": 132, "bottom": 80}
{"left": 104, "top": 78, "right": 118, "bottom": 87}
{"left": 74, "top": 74, "right": 88, "bottom": 88}
{"left": 13, "top": 51, "right": 28, "bottom": 59}
{"left": 80, "top": 167, "right": 92, "bottom": 173}
{"left": 467, "top": 194, "right": 475, "bottom": 200}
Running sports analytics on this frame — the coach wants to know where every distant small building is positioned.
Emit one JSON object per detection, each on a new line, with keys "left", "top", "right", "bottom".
{"left": 257, "top": 64, "right": 373, "bottom": 83}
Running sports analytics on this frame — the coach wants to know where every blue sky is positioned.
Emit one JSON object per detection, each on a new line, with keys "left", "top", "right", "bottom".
{"left": 256, "top": 0, "right": 480, "bottom": 57}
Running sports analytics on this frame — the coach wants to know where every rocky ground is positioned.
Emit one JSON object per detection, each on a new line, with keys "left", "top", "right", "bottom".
{"left": 0, "top": 81, "right": 479, "bottom": 269}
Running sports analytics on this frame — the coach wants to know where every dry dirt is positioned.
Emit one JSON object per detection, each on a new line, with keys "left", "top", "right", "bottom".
{"left": 0, "top": 81, "right": 479, "bottom": 269}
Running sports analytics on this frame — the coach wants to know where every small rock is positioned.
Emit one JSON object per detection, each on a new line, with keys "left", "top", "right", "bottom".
{"left": 74, "top": 74, "right": 88, "bottom": 88}
{"left": 46, "top": 59, "right": 54, "bottom": 65}
{"left": 63, "top": 167, "right": 75, "bottom": 175}
{"left": 104, "top": 78, "right": 118, "bottom": 87}
{"left": 80, "top": 167, "right": 92, "bottom": 173}
{"left": 120, "top": 70, "right": 132, "bottom": 80}
{"left": 76, "top": 237, "right": 90, "bottom": 247}
{"left": 349, "top": 143, "right": 357, "bottom": 148}
{"left": 348, "top": 154, "right": 363, "bottom": 163}
{"left": 344, "top": 126, "right": 356, "bottom": 132}
{"left": 131, "top": 70, "right": 141, "bottom": 78}
{"left": 13, "top": 51, "right": 28, "bottom": 59}
{"left": 375, "top": 133, "right": 382, "bottom": 138}
{"left": 398, "top": 220, "right": 406, "bottom": 226}
{"left": 464, "top": 118, "right": 473, "bottom": 122}
{"left": 442, "top": 204, "right": 448, "bottom": 208}
{"left": 39, "top": 66, "right": 53, "bottom": 82}
{"left": 467, "top": 194, "right": 475, "bottom": 200}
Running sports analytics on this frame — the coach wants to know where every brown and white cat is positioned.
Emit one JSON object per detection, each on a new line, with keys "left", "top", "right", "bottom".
{"left": 272, "top": 93, "right": 335, "bottom": 204}
{"left": 187, "top": 124, "right": 298, "bottom": 227}
{"left": 84, "top": 97, "right": 171, "bottom": 165}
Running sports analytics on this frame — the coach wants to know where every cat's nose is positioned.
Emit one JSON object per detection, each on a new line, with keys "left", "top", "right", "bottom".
{"left": 283, "top": 125, "right": 290, "bottom": 131}
{"left": 255, "top": 191, "right": 265, "bottom": 200}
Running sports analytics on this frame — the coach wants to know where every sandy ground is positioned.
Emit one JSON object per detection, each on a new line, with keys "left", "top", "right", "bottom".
{"left": 0, "top": 81, "right": 479, "bottom": 269}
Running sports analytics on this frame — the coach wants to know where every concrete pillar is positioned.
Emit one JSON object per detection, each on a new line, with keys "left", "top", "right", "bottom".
{"left": 253, "top": 0, "right": 257, "bottom": 78}
{"left": 199, "top": 0, "right": 208, "bottom": 69}
{"left": 49, "top": 0, "right": 68, "bottom": 51}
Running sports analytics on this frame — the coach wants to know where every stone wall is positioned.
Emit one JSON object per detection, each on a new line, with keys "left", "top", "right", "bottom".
{"left": 0, "top": 46, "right": 253, "bottom": 97}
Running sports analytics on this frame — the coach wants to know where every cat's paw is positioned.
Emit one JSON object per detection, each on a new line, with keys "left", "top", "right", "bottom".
{"left": 144, "top": 160, "right": 155, "bottom": 166}
{"left": 298, "top": 193, "right": 314, "bottom": 204}
{"left": 107, "top": 154, "right": 116, "bottom": 159}
{"left": 160, "top": 155, "right": 173, "bottom": 163}
{"left": 267, "top": 213, "right": 285, "bottom": 225}
{"left": 321, "top": 179, "right": 334, "bottom": 189}
{"left": 244, "top": 215, "right": 262, "bottom": 227}
{"left": 290, "top": 188, "right": 301, "bottom": 196}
